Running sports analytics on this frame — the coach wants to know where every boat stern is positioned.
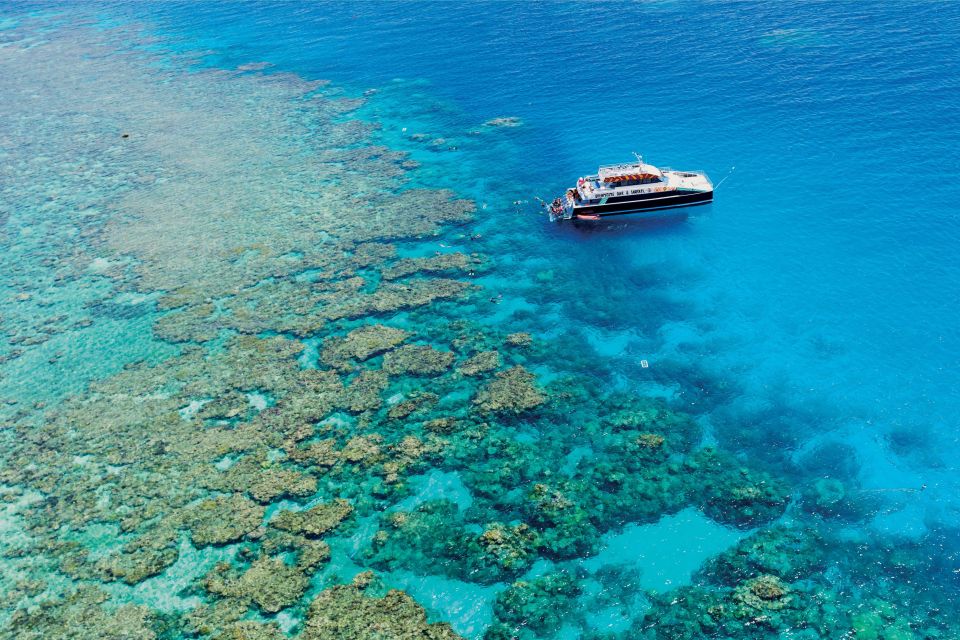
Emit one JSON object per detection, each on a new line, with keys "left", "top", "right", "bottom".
{"left": 547, "top": 190, "right": 577, "bottom": 221}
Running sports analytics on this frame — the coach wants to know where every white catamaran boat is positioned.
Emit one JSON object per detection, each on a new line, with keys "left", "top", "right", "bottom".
{"left": 548, "top": 155, "right": 713, "bottom": 221}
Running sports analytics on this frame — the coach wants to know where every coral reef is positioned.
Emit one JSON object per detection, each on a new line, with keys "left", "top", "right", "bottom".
{"left": 340, "top": 434, "right": 385, "bottom": 466}
{"left": 203, "top": 557, "right": 308, "bottom": 613}
{"left": 636, "top": 432, "right": 665, "bottom": 449}
{"left": 732, "top": 574, "right": 791, "bottom": 611}
{"left": 320, "top": 324, "right": 411, "bottom": 371}
{"left": 381, "top": 252, "right": 483, "bottom": 280}
{"left": 270, "top": 499, "right": 353, "bottom": 538}
{"left": 504, "top": 332, "right": 532, "bottom": 347}
{"left": 458, "top": 350, "right": 501, "bottom": 376}
{"left": 182, "top": 495, "right": 266, "bottom": 547}
{"left": 486, "top": 571, "right": 582, "bottom": 639}
{"left": 632, "top": 519, "right": 954, "bottom": 639}
{"left": 800, "top": 476, "right": 877, "bottom": 521}
{"left": 216, "top": 622, "right": 286, "bottom": 640}
{"left": 5, "top": 586, "right": 166, "bottom": 640}
{"left": 368, "top": 501, "right": 539, "bottom": 583}
{"left": 301, "top": 578, "right": 463, "bottom": 640}
{"left": 387, "top": 391, "right": 439, "bottom": 420}
{"left": 153, "top": 303, "right": 219, "bottom": 343}
{"left": 475, "top": 522, "right": 540, "bottom": 575}
{"left": 94, "top": 525, "right": 179, "bottom": 584}
{"left": 702, "top": 524, "right": 824, "bottom": 583}
{"left": 246, "top": 467, "right": 318, "bottom": 505}
{"left": 689, "top": 448, "right": 791, "bottom": 528}
{"left": 473, "top": 366, "right": 545, "bottom": 413}
{"left": 483, "top": 116, "right": 523, "bottom": 128}
{"left": 342, "top": 370, "right": 390, "bottom": 413}
{"left": 382, "top": 344, "right": 455, "bottom": 376}
{"left": 522, "top": 482, "right": 600, "bottom": 559}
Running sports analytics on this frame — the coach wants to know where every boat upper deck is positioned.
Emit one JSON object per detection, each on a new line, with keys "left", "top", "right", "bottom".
{"left": 597, "top": 161, "right": 663, "bottom": 182}
{"left": 578, "top": 161, "right": 668, "bottom": 199}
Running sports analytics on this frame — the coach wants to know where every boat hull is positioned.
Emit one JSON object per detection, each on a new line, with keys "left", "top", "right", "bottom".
{"left": 572, "top": 189, "right": 712, "bottom": 219}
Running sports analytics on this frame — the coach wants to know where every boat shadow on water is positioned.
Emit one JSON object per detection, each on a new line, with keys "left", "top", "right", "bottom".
{"left": 564, "top": 208, "right": 702, "bottom": 236}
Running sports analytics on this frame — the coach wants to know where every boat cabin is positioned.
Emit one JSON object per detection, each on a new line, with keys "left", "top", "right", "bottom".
{"left": 574, "top": 161, "right": 668, "bottom": 203}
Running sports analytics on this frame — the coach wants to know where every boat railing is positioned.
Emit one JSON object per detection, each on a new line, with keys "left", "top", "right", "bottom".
{"left": 663, "top": 169, "right": 713, "bottom": 189}
{"left": 598, "top": 162, "right": 641, "bottom": 172}
{"left": 663, "top": 168, "right": 707, "bottom": 176}
{"left": 598, "top": 162, "right": 648, "bottom": 177}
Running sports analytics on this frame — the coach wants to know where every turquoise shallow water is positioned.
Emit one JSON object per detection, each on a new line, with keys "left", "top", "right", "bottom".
{"left": 1, "top": 2, "right": 959, "bottom": 639}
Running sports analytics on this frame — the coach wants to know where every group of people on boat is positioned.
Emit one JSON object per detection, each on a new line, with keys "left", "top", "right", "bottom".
{"left": 549, "top": 197, "right": 565, "bottom": 217}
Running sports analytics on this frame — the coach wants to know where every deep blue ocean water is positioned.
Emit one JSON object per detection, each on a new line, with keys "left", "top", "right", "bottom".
{"left": 121, "top": 0, "right": 960, "bottom": 528}
{"left": 3, "top": 1, "right": 960, "bottom": 638}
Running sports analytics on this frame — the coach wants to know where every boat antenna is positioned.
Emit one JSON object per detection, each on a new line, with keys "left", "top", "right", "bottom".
{"left": 715, "top": 166, "right": 736, "bottom": 189}
{"left": 632, "top": 151, "right": 643, "bottom": 164}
